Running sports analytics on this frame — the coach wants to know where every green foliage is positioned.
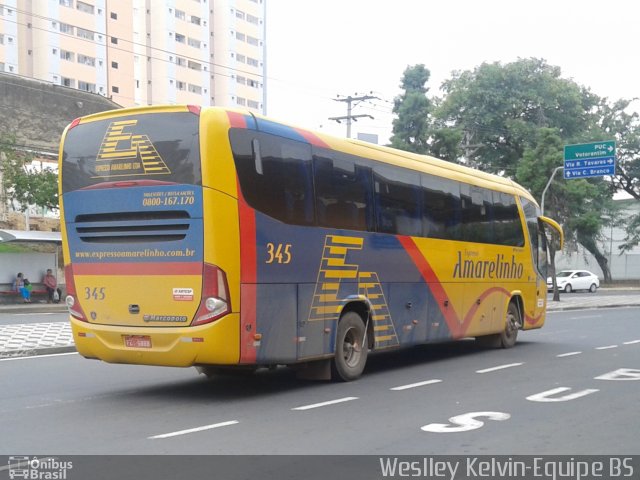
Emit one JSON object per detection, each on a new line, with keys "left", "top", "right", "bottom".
{"left": 435, "top": 58, "right": 599, "bottom": 174}
{"left": 389, "top": 65, "right": 433, "bottom": 154}
{"left": 0, "top": 134, "right": 58, "bottom": 212}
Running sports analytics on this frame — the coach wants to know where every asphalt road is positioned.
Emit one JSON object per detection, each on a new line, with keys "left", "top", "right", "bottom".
{"left": 1, "top": 307, "right": 638, "bottom": 456}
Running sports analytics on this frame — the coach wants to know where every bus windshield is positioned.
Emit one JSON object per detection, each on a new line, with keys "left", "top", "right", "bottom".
{"left": 61, "top": 111, "right": 201, "bottom": 192}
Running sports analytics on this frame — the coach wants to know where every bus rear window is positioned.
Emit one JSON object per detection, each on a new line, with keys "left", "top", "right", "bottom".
{"left": 61, "top": 112, "right": 201, "bottom": 192}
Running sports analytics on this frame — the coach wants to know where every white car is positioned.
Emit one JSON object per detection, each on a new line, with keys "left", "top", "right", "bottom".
{"left": 547, "top": 270, "right": 600, "bottom": 293}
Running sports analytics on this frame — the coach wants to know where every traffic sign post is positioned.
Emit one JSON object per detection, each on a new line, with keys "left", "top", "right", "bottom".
{"left": 563, "top": 141, "right": 616, "bottom": 179}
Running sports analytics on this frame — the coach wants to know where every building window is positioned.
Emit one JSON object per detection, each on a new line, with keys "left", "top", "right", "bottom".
{"left": 188, "top": 37, "right": 201, "bottom": 48}
{"left": 188, "top": 84, "right": 202, "bottom": 94}
{"left": 112, "top": 86, "right": 119, "bottom": 93}
{"left": 187, "top": 60, "right": 202, "bottom": 71}
{"left": 77, "top": 54, "right": 96, "bottom": 66}
{"left": 78, "top": 81, "right": 96, "bottom": 93}
{"left": 110, "top": 11, "right": 117, "bottom": 19}
{"left": 235, "top": 9, "right": 245, "bottom": 20}
{"left": 59, "top": 22, "right": 74, "bottom": 34}
{"left": 76, "top": 27, "right": 95, "bottom": 40}
{"left": 111, "top": 61, "right": 118, "bottom": 69}
{"left": 59, "top": 0, "right": 73, "bottom": 7}
{"left": 237, "top": 97, "right": 246, "bottom": 106}
{"left": 176, "top": 81, "right": 186, "bottom": 91}
{"left": 60, "top": 50, "right": 75, "bottom": 61}
{"left": 76, "top": 1, "right": 95, "bottom": 14}
{"left": 190, "top": 15, "right": 201, "bottom": 25}
{"left": 236, "top": 75, "right": 246, "bottom": 85}
{"left": 236, "top": 54, "right": 246, "bottom": 64}
{"left": 0, "top": 34, "right": 3, "bottom": 45}
{"left": 248, "top": 100, "right": 260, "bottom": 109}
{"left": 236, "top": 32, "right": 245, "bottom": 41}
{"left": 175, "top": 9, "right": 185, "bottom": 20}
{"left": 175, "top": 33, "right": 185, "bottom": 43}
{"left": 111, "top": 37, "right": 118, "bottom": 44}
{"left": 246, "top": 14, "right": 259, "bottom": 25}
{"left": 175, "top": 56, "right": 186, "bottom": 67}
{"left": 247, "top": 57, "right": 259, "bottom": 67}
{"left": 247, "top": 35, "right": 259, "bottom": 46}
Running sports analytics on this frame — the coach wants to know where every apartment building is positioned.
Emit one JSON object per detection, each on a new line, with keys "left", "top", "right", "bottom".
{"left": 0, "top": 0, "right": 266, "bottom": 112}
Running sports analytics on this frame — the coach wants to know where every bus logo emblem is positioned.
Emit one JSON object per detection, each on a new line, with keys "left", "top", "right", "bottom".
{"left": 94, "top": 119, "right": 171, "bottom": 177}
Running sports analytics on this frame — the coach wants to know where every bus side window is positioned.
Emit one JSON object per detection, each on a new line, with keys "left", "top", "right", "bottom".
{"left": 313, "top": 151, "right": 373, "bottom": 231}
{"left": 230, "top": 129, "right": 314, "bottom": 226}
{"left": 493, "top": 192, "right": 525, "bottom": 247}
{"left": 373, "top": 165, "right": 422, "bottom": 236}
{"left": 422, "top": 175, "right": 461, "bottom": 241}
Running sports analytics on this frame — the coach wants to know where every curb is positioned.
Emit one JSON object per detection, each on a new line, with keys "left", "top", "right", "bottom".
{"left": 0, "top": 345, "right": 76, "bottom": 359}
{"left": 547, "top": 303, "right": 640, "bottom": 312}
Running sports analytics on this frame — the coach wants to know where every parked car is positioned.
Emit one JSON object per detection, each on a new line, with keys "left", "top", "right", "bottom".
{"left": 547, "top": 270, "right": 600, "bottom": 293}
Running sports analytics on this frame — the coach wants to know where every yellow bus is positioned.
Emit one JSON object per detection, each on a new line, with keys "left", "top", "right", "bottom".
{"left": 59, "top": 105, "right": 563, "bottom": 381}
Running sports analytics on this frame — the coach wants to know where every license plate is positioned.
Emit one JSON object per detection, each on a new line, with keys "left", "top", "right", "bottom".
{"left": 124, "top": 335, "right": 152, "bottom": 348}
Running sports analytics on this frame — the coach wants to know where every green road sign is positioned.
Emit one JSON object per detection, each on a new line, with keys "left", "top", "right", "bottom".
{"left": 564, "top": 141, "right": 616, "bottom": 161}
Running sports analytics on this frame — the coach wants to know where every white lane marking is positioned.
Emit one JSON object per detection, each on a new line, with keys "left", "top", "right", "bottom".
{"left": 0, "top": 352, "right": 78, "bottom": 362}
{"left": 568, "top": 315, "right": 602, "bottom": 320}
{"left": 595, "top": 368, "right": 640, "bottom": 381}
{"left": 557, "top": 351, "right": 582, "bottom": 358}
{"left": 595, "top": 345, "right": 618, "bottom": 350}
{"left": 476, "top": 363, "right": 523, "bottom": 374}
{"left": 149, "top": 420, "right": 239, "bottom": 439}
{"left": 623, "top": 340, "right": 640, "bottom": 345}
{"left": 390, "top": 379, "right": 442, "bottom": 391}
{"left": 292, "top": 397, "right": 358, "bottom": 411}
{"left": 421, "top": 411, "right": 511, "bottom": 433}
{"left": 526, "top": 387, "right": 599, "bottom": 403}
{"left": 14, "top": 313, "right": 59, "bottom": 316}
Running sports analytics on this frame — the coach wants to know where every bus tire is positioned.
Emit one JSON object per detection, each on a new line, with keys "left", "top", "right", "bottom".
{"left": 476, "top": 301, "right": 520, "bottom": 349}
{"left": 332, "top": 311, "right": 368, "bottom": 382}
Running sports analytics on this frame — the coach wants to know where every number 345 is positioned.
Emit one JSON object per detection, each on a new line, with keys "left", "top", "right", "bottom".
{"left": 265, "top": 243, "right": 292, "bottom": 264}
{"left": 85, "top": 287, "right": 106, "bottom": 300}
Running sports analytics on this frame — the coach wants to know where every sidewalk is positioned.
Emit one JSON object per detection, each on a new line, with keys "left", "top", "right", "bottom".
{"left": 1, "top": 291, "right": 640, "bottom": 358}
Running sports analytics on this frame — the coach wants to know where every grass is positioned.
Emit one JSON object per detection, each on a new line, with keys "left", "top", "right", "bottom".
{"left": 0, "top": 243, "right": 35, "bottom": 253}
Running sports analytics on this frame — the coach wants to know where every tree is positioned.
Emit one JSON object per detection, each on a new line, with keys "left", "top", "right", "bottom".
{"left": 389, "top": 64, "right": 433, "bottom": 154}
{"left": 595, "top": 98, "right": 640, "bottom": 252}
{"left": 0, "top": 134, "right": 58, "bottom": 214}
{"left": 435, "top": 58, "right": 599, "bottom": 174}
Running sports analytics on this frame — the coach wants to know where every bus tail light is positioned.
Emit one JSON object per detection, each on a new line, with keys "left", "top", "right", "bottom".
{"left": 192, "top": 264, "right": 230, "bottom": 326}
{"left": 64, "top": 265, "right": 88, "bottom": 322}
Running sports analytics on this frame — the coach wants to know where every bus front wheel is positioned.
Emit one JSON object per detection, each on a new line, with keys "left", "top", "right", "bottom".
{"left": 476, "top": 302, "right": 520, "bottom": 349}
{"left": 332, "top": 311, "right": 368, "bottom": 382}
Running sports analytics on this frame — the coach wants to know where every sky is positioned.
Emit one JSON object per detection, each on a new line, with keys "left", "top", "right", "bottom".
{"left": 265, "top": 0, "right": 639, "bottom": 144}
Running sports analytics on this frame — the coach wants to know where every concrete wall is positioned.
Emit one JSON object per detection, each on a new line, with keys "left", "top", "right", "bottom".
{"left": 0, "top": 72, "right": 120, "bottom": 154}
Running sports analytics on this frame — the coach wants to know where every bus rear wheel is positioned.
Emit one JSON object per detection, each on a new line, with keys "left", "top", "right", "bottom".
{"left": 332, "top": 311, "right": 368, "bottom": 382}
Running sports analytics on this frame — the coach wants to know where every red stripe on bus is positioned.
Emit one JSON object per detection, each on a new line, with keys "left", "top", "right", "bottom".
{"left": 237, "top": 181, "right": 258, "bottom": 363}
{"left": 294, "top": 128, "right": 330, "bottom": 148}
{"left": 227, "top": 111, "right": 247, "bottom": 128}
{"left": 397, "top": 236, "right": 465, "bottom": 337}
{"left": 72, "top": 262, "right": 202, "bottom": 275}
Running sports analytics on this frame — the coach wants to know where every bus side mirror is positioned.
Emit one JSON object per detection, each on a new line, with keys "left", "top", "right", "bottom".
{"left": 538, "top": 215, "right": 564, "bottom": 250}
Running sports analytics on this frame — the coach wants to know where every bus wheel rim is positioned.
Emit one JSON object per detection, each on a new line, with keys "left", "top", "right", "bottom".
{"left": 342, "top": 326, "right": 361, "bottom": 367}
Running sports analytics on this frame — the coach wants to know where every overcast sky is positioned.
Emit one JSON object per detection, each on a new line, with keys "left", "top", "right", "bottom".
{"left": 265, "top": 0, "right": 639, "bottom": 143}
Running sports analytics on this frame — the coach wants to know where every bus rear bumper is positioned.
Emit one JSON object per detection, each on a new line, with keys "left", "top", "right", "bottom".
{"left": 70, "top": 314, "right": 240, "bottom": 367}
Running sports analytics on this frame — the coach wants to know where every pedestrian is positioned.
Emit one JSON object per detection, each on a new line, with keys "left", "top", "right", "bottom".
{"left": 13, "top": 272, "right": 31, "bottom": 303}
{"left": 43, "top": 268, "right": 61, "bottom": 303}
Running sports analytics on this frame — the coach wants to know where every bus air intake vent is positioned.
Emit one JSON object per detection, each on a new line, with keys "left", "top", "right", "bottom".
{"left": 74, "top": 211, "right": 191, "bottom": 243}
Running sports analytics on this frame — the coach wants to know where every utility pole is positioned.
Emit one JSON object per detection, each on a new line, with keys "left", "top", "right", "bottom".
{"left": 329, "top": 93, "right": 378, "bottom": 138}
